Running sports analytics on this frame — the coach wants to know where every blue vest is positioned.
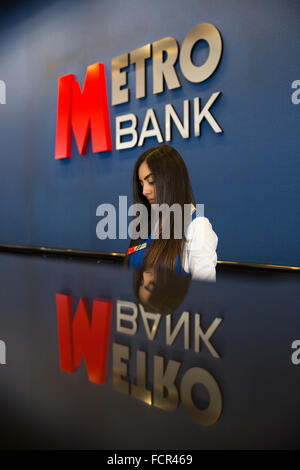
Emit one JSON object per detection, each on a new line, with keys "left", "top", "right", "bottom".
{"left": 128, "top": 210, "right": 198, "bottom": 275}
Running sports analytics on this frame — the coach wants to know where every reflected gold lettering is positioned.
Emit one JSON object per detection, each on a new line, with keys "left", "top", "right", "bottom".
{"left": 166, "top": 311, "right": 189, "bottom": 350}
{"left": 112, "top": 342, "right": 130, "bottom": 395}
{"left": 153, "top": 355, "right": 180, "bottom": 411}
{"left": 180, "top": 367, "right": 222, "bottom": 426}
{"left": 194, "top": 314, "right": 222, "bottom": 358}
{"left": 139, "top": 304, "right": 161, "bottom": 341}
{"left": 117, "top": 300, "right": 138, "bottom": 335}
{"left": 131, "top": 350, "right": 152, "bottom": 405}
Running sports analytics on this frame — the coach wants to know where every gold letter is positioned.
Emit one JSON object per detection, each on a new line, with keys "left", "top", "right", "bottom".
{"left": 152, "top": 37, "right": 181, "bottom": 94}
{"left": 112, "top": 53, "right": 129, "bottom": 105}
{"left": 112, "top": 342, "right": 130, "bottom": 395}
{"left": 180, "top": 23, "right": 222, "bottom": 83}
{"left": 181, "top": 367, "right": 222, "bottom": 426}
{"left": 153, "top": 355, "right": 180, "bottom": 411}
{"left": 131, "top": 350, "right": 152, "bottom": 405}
{"left": 130, "top": 44, "right": 151, "bottom": 99}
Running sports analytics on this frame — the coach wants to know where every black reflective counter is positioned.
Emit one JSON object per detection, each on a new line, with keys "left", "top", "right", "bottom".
{"left": 0, "top": 253, "right": 299, "bottom": 449}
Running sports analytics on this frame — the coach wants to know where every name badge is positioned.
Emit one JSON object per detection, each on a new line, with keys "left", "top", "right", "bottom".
{"left": 127, "top": 242, "right": 147, "bottom": 255}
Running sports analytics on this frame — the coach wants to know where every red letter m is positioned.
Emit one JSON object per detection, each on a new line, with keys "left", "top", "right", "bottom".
{"left": 56, "top": 294, "right": 112, "bottom": 384}
{"left": 55, "top": 63, "right": 112, "bottom": 159}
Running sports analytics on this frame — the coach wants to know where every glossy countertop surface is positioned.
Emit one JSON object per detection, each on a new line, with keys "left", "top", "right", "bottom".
{"left": 0, "top": 253, "right": 299, "bottom": 449}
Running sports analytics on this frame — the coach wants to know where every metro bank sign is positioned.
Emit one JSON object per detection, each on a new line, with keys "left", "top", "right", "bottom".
{"left": 55, "top": 23, "right": 223, "bottom": 159}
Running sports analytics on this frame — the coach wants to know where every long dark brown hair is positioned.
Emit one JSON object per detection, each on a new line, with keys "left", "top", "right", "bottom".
{"left": 124, "top": 144, "right": 195, "bottom": 271}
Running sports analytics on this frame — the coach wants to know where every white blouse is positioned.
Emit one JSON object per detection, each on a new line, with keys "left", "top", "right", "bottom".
{"left": 183, "top": 211, "right": 218, "bottom": 282}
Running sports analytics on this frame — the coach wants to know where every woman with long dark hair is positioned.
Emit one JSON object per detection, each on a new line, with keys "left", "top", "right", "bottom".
{"left": 124, "top": 144, "right": 218, "bottom": 281}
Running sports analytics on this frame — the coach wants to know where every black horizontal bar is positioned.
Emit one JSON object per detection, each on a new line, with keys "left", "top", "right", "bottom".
{"left": 0, "top": 244, "right": 299, "bottom": 272}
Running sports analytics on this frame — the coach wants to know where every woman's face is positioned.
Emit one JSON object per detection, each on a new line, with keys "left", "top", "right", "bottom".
{"left": 138, "top": 268, "right": 156, "bottom": 304}
{"left": 138, "top": 161, "right": 156, "bottom": 204}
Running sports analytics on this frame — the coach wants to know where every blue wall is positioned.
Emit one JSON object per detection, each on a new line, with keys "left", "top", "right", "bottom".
{"left": 0, "top": 0, "right": 299, "bottom": 266}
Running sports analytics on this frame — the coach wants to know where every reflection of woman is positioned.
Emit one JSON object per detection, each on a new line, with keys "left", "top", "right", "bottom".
{"left": 133, "top": 265, "right": 191, "bottom": 316}
{"left": 125, "top": 144, "right": 218, "bottom": 281}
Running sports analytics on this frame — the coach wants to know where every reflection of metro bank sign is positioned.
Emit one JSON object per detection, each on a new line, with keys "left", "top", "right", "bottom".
{"left": 55, "top": 23, "right": 223, "bottom": 159}
{"left": 56, "top": 293, "right": 223, "bottom": 426}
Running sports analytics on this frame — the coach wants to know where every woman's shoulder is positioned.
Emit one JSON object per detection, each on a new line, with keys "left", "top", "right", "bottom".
{"left": 185, "top": 214, "right": 218, "bottom": 246}
{"left": 183, "top": 212, "right": 218, "bottom": 281}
